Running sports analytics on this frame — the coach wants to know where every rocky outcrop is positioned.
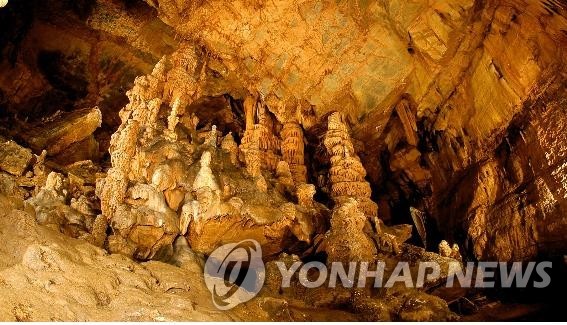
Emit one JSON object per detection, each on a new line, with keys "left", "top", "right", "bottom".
{"left": 0, "top": 139, "right": 33, "bottom": 176}
{"left": 20, "top": 108, "right": 102, "bottom": 157}
{"left": 434, "top": 80, "right": 567, "bottom": 261}
{"left": 409, "top": 1, "right": 567, "bottom": 261}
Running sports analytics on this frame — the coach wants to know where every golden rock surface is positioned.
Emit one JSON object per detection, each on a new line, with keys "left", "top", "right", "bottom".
{"left": 0, "top": 0, "right": 566, "bottom": 321}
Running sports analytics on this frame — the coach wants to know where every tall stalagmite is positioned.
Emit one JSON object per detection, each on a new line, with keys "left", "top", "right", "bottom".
{"left": 240, "top": 97, "right": 281, "bottom": 176}
{"left": 324, "top": 112, "right": 378, "bottom": 218}
{"left": 281, "top": 122, "right": 307, "bottom": 186}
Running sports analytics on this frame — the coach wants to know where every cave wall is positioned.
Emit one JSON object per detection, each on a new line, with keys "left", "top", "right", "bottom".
{"left": 414, "top": 0, "right": 567, "bottom": 261}
{"left": 0, "top": 0, "right": 178, "bottom": 133}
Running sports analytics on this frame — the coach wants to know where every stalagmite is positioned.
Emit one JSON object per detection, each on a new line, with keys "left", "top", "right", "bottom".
{"left": 439, "top": 240, "right": 463, "bottom": 261}
{"left": 26, "top": 172, "right": 94, "bottom": 238}
{"left": 438, "top": 240, "right": 452, "bottom": 257}
{"left": 240, "top": 96, "right": 281, "bottom": 175}
{"left": 256, "top": 175, "right": 268, "bottom": 193}
{"left": 240, "top": 127, "right": 262, "bottom": 177}
{"left": 297, "top": 183, "right": 316, "bottom": 208}
{"left": 281, "top": 122, "right": 307, "bottom": 185}
{"left": 166, "top": 97, "right": 183, "bottom": 139}
{"left": 323, "top": 112, "right": 378, "bottom": 218}
{"left": 275, "top": 161, "right": 294, "bottom": 194}
{"left": 97, "top": 54, "right": 195, "bottom": 259}
{"left": 451, "top": 243, "right": 463, "bottom": 261}
{"left": 220, "top": 132, "right": 239, "bottom": 164}
{"left": 204, "top": 125, "right": 219, "bottom": 148}
{"left": 324, "top": 198, "right": 376, "bottom": 264}
{"left": 193, "top": 151, "right": 220, "bottom": 193}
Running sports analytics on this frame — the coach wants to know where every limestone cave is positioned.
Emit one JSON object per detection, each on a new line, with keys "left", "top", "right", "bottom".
{"left": 0, "top": 0, "right": 566, "bottom": 321}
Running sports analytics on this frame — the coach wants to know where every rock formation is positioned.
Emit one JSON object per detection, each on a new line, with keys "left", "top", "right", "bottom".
{"left": 324, "top": 198, "right": 377, "bottom": 264}
{"left": 0, "top": 0, "right": 566, "bottom": 321}
{"left": 281, "top": 122, "right": 307, "bottom": 185}
{"left": 25, "top": 171, "right": 104, "bottom": 244}
{"left": 240, "top": 98, "right": 281, "bottom": 175}
{"left": 438, "top": 240, "right": 462, "bottom": 261}
{"left": 297, "top": 184, "right": 316, "bottom": 209}
{"left": 323, "top": 112, "right": 378, "bottom": 218}
{"left": 98, "top": 55, "right": 193, "bottom": 260}
{"left": 275, "top": 161, "right": 294, "bottom": 195}
{"left": 21, "top": 108, "right": 102, "bottom": 157}
{"left": 0, "top": 139, "right": 33, "bottom": 176}
{"left": 220, "top": 132, "right": 239, "bottom": 165}
{"left": 94, "top": 52, "right": 319, "bottom": 260}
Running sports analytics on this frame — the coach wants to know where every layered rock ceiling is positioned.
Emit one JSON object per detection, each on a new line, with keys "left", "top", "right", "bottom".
{"left": 0, "top": 0, "right": 566, "bottom": 321}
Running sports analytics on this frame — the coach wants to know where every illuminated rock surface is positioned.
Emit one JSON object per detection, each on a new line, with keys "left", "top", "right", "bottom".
{"left": 0, "top": 0, "right": 566, "bottom": 321}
